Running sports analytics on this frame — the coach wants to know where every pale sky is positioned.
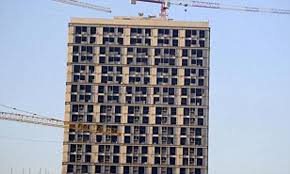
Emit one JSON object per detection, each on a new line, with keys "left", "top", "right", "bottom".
{"left": 0, "top": 0, "right": 290, "bottom": 174}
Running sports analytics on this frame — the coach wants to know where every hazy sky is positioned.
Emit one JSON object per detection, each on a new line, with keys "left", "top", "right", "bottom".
{"left": 0, "top": 0, "right": 290, "bottom": 174}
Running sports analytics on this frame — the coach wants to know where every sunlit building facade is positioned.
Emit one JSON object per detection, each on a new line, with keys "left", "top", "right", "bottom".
{"left": 62, "top": 17, "right": 210, "bottom": 174}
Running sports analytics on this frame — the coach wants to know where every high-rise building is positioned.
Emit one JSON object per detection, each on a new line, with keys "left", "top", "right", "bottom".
{"left": 62, "top": 17, "right": 210, "bottom": 174}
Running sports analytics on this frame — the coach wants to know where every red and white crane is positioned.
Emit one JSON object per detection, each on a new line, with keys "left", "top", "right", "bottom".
{"left": 131, "top": 0, "right": 290, "bottom": 18}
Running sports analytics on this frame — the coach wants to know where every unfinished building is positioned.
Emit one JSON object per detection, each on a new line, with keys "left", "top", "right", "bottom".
{"left": 62, "top": 16, "right": 210, "bottom": 174}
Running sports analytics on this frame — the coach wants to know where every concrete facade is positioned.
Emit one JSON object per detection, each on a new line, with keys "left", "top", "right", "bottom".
{"left": 62, "top": 16, "right": 210, "bottom": 174}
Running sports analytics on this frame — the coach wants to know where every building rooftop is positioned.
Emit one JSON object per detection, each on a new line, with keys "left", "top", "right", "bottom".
{"left": 70, "top": 16, "right": 209, "bottom": 28}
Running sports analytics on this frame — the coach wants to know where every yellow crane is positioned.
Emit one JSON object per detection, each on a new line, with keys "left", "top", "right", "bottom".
{"left": 0, "top": 104, "right": 120, "bottom": 135}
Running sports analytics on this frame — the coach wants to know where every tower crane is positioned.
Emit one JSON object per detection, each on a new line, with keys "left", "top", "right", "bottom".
{"left": 0, "top": 111, "right": 121, "bottom": 135}
{"left": 52, "top": 0, "right": 112, "bottom": 13}
{"left": 130, "top": 0, "right": 290, "bottom": 19}
{"left": 0, "top": 104, "right": 120, "bottom": 135}
{"left": 0, "top": 111, "right": 64, "bottom": 128}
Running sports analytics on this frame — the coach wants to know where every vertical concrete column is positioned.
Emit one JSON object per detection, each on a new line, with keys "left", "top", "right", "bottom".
{"left": 178, "top": 68, "right": 184, "bottom": 86}
{"left": 92, "top": 144, "right": 98, "bottom": 163}
{"left": 120, "top": 86, "right": 126, "bottom": 104}
{"left": 96, "top": 27, "right": 103, "bottom": 44}
{"left": 121, "top": 106, "right": 128, "bottom": 124}
{"left": 67, "top": 46, "right": 73, "bottom": 63}
{"left": 66, "top": 65, "right": 73, "bottom": 83}
{"left": 176, "top": 147, "right": 183, "bottom": 165}
{"left": 150, "top": 68, "right": 157, "bottom": 85}
{"left": 65, "top": 85, "right": 71, "bottom": 104}
{"left": 205, "top": 30, "right": 210, "bottom": 48}
{"left": 61, "top": 165, "right": 67, "bottom": 174}
{"left": 64, "top": 104, "right": 71, "bottom": 123}
{"left": 122, "top": 47, "right": 127, "bottom": 65}
{"left": 95, "top": 45, "right": 100, "bottom": 64}
{"left": 120, "top": 146, "right": 127, "bottom": 164}
{"left": 95, "top": 105, "right": 100, "bottom": 123}
{"left": 177, "top": 107, "right": 183, "bottom": 126}
{"left": 147, "top": 87, "right": 154, "bottom": 105}
{"left": 179, "top": 29, "right": 185, "bottom": 47}
{"left": 68, "top": 25, "right": 74, "bottom": 44}
{"left": 149, "top": 106, "right": 156, "bottom": 124}
{"left": 152, "top": 29, "right": 158, "bottom": 46}
{"left": 175, "top": 126, "right": 181, "bottom": 145}
{"left": 148, "top": 126, "right": 153, "bottom": 144}
{"left": 95, "top": 66, "right": 102, "bottom": 83}
{"left": 123, "top": 67, "right": 129, "bottom": 84}
{"left": 148, "top": 48, "right": 155, "bottom": 65}
{"left": 175, "top": 88, "right": 181, "bottom": 106}
{"left": 176, "top": 49, "right": 182, "bottom": 67}
{"left": 62, "top": 145, "right": 69, "bottom": 163}
{"left": 124, "top": 28, "right": 131, "bottom": 46}
{"left": 148, "top": 146, "right": 154, "bottom": 165}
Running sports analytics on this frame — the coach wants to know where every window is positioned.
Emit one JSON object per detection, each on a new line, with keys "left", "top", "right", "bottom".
{"left": 169, "top": 67, "right": 176, "bottom": 75}
{"left": 171, "top": 78, "right": 177, "bottom": 85}
{"left": 90, "top": 37, "right": 95, "bottom": 43}
{"left": 95, "top": 165, "right": 101, "bottom": 173}
{"left": 145, "top": 28, "right": 151, "bottom": 36}
{"left": 182, "top": 59, "right": 188, "bottom": 66}
{"left": 125, "top": 126, "right": 131, "bottom": 133}
{"left": 198, "top": 118, "right": 204, "bottom": 125}
{"left": 154, "top": 157, "right": 160, "bottom": 164}
{"left": 156, "top": 117, "right": 161, "bottom": 124}
{"left": 81, "top": 165, "right": 88, "bottom": 173}
{"left": 197, "top": 50, "right": 203, "bottom": 57}
{"left": 197, "top": 148, "right": 203, "bottom": 156}
{"left": 196, "top": 128, "right": 202, "bottom": 136}
{"left": 170, "top": 157, "right": 175, "bottom": 165}
{"left": 127, "top": 156, "right": 133, "bottom": 164}
{"left": 185, "top": 40, "right": 191, "bottom": 47}
{"left": 96, "top": 135, "right": 102, "bottom": 142}
{"left": 124, "top": 166, "right": 130, "bottom": 173}
{"left": 199, "top": 40, "right": 205, "bottom": 47}
{"left": 172, "top": 39, "right": 178, "bottom": 46}
{"left": 152, "top": 167, "right": 158, "bottom": 174}
{"left": 173, "top": 29, "right": 178, "bottom": 37}
{"left": 87, "top": 105, "right": 93, "bottom": 113}
{"left": 199, "top": 30, "right": 205, "bottom": 38}
{"left": 153, "top": 137, "right": 159, "bottom": 144}
{"left": 75, "top": 26, "right": 82, "bottom": 34}
{"left": 125, "top": 136, "right": 130, "bottom": 143}
{"left": 141, "top": 156, "right": 147, "bottom": 163}
{"left": 118, "top": 38, "right": 123, "bottom": 44}
{"left": 67, "top": 165, "right": 74, "bottom": 173}
{"left": 197, "top": 158, "right": 203, "bottom": 166}
{"left": 180, "top": 138, "right": 186, "bottom": 145}
{"left": 81, "top": 37, "right": 87, "bottom": 42}
{"left": 85, "top": 145, "right": 91, "bottom": 153}
{"left": 195, "top": 138, "right": 202, "bottom": 145}
{"left": 113, "top": 156, "right": 119, "bottom": 163}
{"left": 142, "top": 146, "right": 148, "bottom": 154}
{"left": 75, "top": 36, "right": 82, "bottom": 43}
{"left": 113, "top": 146, "right": 120, "bottom": 153}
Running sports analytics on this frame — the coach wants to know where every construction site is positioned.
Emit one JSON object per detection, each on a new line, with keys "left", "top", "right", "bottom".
{"left": 0, "top": 0, "right": 290, "bottom": 174}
